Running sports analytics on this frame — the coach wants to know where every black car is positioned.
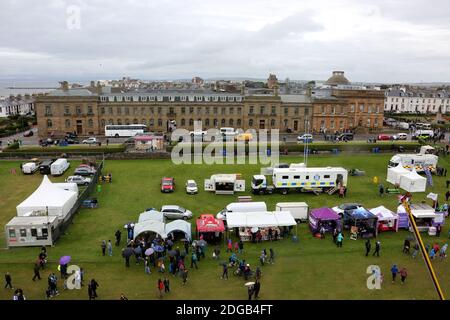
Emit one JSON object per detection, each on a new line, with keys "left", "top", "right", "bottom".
{"left": 65, "top": 132, "right": 78, "bottom": 139}
{"left": 39, "top": 159, "right": 55, "bottom": 174}
{"left": 65, "top": 138, "right": 80, "bottom": 144}
{"left": 338, "top": 133, "right": 354, "bottom": 141}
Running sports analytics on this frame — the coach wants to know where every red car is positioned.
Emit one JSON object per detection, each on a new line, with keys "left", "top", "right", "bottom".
{"left": 377, "top": 134, "right": 393, "bottom": 141}
{"left": 161, "top": 177, "right": 175, "bottom": 193}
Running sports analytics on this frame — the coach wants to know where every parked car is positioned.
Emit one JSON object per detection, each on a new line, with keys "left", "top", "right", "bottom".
{"left": 66, "top": 175, "right": 92, "bottom": 186}
{"left": 337, "top": 133, "right": 354, "bottom": 141}
{"left": 160, "top": 205, "right": 193, "bottom": 220}
{"left": 377, "top": 134, "right": 393, "bottom": 141}
{"left": 393, "top": 133, "right": 407, "bottom": 140}
{"left": 82, "top": 137, "right": 100, "bottom": 145}
{"left": 161, "top": 177, "right": 175, "bottom": 193}
{"left": 185, "top": 180, "right": 198, "bottom": 194}
{"left": 296, "top": 134, "right": 313, "bottom": 143}
{"left": 332, "top": 203, "right": 362, "bottom": 217}
{"left": 74, "top": 166, "right": 96, "bottom": 176}
{"left": 39, "top": 159, "right": 55, "bottom": 174}
{"left": 65, "top": 138, "right": 80, "bottom": 144}
{"left": 65, "top": 132, "right": 78, "bottom": 139}
{"left": 23, "top": 130, "right": 34, "bottom": 137}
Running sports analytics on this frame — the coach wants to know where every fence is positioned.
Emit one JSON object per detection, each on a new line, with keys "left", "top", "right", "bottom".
{"left": 52, "top": 160, "right": 104, "bottom": 243}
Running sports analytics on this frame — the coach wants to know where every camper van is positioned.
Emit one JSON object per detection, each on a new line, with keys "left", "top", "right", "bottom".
{"left": 388, "top": 145, "right": 438, "bottom": 173}
{"left": 216, "top": 202, "right": 267, "bottom": 220}
{"left": 252, "top": 166, "right": 348, "bottom": 195}
{"left": 39, "top": 160, "right": 55, "bottom": 175}
{"left": 204, "top": 174, "right": 245, "bottom": 195}
{"left": 275, "top": 202, "right": 309, "bottom": 221}
{"left": 50, "top": 158, "right": 70, "bottom": 176}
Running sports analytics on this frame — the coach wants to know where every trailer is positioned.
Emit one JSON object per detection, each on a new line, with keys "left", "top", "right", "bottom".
{"left": 22, "top": 162, "right": 39, "bottom": 174}
{"left": 5, "top": 215, "right": 59, "bottom": 248}
{"left": 275, "top": 202, "right": 309, "bottom": 221}
{"left": 252, "top": 164, "right": 348, "bottom": 195}
{"left": 204, "top": 174, "right": 245, "bottom": 195}
{"left": 50, "top": 158, "right": 70, "bottom": 176}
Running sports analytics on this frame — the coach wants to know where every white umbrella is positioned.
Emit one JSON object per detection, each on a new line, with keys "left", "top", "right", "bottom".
{"left": 245, "top": 282, "right": 255, "bottom": 287}
{"left": 251, "top": 227, "right": 258, "bottom": 233}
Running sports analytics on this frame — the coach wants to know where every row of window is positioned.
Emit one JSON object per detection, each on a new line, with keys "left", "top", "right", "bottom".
{"left": 319, "top": 117, "right": 379, "bottom": 129}
{"left": 9, "top": 228, "right": 48, "bottom": 238}
{"left": 387, "top": 97, "right": 450, "bottom": 103}
{"left": 279, "top": 174, "right": 332, "bottom": 180}
{"left": 100, "top": 95, "right": 243, "bottom": 103}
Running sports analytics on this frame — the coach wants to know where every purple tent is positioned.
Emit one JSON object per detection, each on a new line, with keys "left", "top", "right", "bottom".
{"left": 309, "top": 208, "right": 341, "bottom": 234}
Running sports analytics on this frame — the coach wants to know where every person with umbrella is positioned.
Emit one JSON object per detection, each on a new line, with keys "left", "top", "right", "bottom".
{"left": 122, "top": 247, "right": 133, "bottom": 267}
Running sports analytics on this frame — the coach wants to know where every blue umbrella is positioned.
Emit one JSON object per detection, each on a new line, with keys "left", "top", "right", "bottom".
{"left": 154, "top": 245, "right": 164, "bottom": 253}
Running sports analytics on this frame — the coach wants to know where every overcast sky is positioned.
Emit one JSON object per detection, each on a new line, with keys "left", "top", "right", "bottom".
{"left": 1, "top": 0, "right": 449, "bottom": 83}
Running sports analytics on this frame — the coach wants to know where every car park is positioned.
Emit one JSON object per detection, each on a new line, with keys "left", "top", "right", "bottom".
{"left": 161, "top": 177, "right": 175, "bottom": 193}
{"left": 185, "top": 180, "right": 198, "bottom": 194}
{"left": 297, "top": 134, "right": 313, "bottom": 143}
{"left": 74, "top": 166, "right": 96, "bottom": 176}
{"left": 160, "top": 205, "right": 193, "bottom": 220}
{"left": 66, "top": 175, "right": 92, "bottom": 186}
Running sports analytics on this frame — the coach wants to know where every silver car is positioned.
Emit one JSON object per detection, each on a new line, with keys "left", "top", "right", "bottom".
{"left": 160, "top": 205, "right": 193, "bottom": 220}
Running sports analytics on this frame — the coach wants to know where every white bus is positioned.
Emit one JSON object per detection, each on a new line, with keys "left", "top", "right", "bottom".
{"left": 104, "top": 124, "right": 147, "bottom": 137}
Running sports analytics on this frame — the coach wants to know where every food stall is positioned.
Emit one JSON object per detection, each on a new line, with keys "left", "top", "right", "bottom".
{"left": 309, "top": 207, "right": 341, "bottom": 235}
{"left": 370, "top": 206, "right": 398, "bottom": 232}
{"left": 226, "top": 211, "right": 296, "bottom": 241}
{"left": 343, "top": 207, "right": 378, "bottom": 239}
{"left": 196, "top": 214, "right": 225, "bottom": 243}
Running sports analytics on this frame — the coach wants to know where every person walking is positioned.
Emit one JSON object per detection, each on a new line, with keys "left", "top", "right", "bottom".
{"left": 227, "top": 239, "right": 233, "bottom": 253}
{"left": 101, "top": 240, "right": 106, "bottom": 256}
{"left": 379, "top": 184, "right": 384, "bottom": 197}
{"left": 145, "top": 258, "right": 151, "bottom": 274}
{"left": 107, "top": 240, "right": 113, "bottom": 256}
{"left": 253, "top": 280, "right": 261, "bottom": 299}
{"left": 446, "top": 190, "right": 450, "bottom": 201}
{"left": 247, "top": 284, "right": 254, "bottom": 300}
{"left": 238, "top": 240, "right": 244, "bottom": 254}
{"left": 436, "top": 225, "right": 442, "bottom": 237}
{"left": 259, "top": 251, "right": 266, "bottom": 266}
{"left": 115, "top": 230, "right": 121, "bottom": 246}
{"left": 403, "top": 239, "right": 410, "bottom": 254}
{"left": 221, "top": 263, "right": 228, "bottom": 280}
{"left": 411, "top": 243, "right": 420, "bottom": 259}
{"left": 4, "top": 272, "right": 13, "bottom": 289}
{"left": 336, "top": 232, "right": 343, "bottom": 247}
{"left": 269, "top": 248, "right": 275, "bottom": 264}
{"left": 190, "top": 252, "right": 198, "bottom": 269}
{"left": 439, "top": 243, "right": 448, "bottom": 260}
{"left": 400, "top": 267, "right": 407, "bottom": 284}
{"left": 182, "top": 269, "right": 189, "bottom": 286}
{"left": 255, "top": 267, "right": 261, "bottom": 281}
{"left": 373, "top": 240, "right": 381, "bottom": 257}
{"left": 332, "top": 228, "right": 338, "bottom": 244}
{"left": 320, "top": 226, "right": 326, "bottom": 239}
{"left": 163, "top": 277, "right": 170, "bottom": 293}
{"left": 32, "top": 263, "right": 41, "bottom": 281}
{"left": 365, "top": 239, "right": 371, "bottom": 257}
{"left": 391, "top": 264, "right": 399, "bottom": 283}
{"left": 89, "top": 279, "right": 99, "bottom": 299}
{"left": 157, "top": 279, "right": 164, "bottom": 298}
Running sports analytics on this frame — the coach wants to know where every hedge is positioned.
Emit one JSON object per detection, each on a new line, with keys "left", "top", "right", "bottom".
{"left": 166, "top": 141, "right": 422, "bottom": 153}
{"left": 3, "top": 144, "right": 126, "bottom": 154}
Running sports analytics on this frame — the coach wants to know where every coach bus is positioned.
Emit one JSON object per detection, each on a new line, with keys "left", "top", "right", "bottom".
{"left": 104, "top": 124, "right": 147, "bottom": 137}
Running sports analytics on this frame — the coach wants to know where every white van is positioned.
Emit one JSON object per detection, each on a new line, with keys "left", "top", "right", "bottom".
{"left": 397, "top": 122, "right": 409, "bottom": 130}
{"left": 50, "top": 158, "right": 70, "bottom": 176}
{"left": 216, "top": 201, "right": 267, "bottom": 220}
{"left": 275, "top": 202, "right": 309, "bottom": 221}
{"left": 22, "top": 162, "right": 39, "bottom": 174}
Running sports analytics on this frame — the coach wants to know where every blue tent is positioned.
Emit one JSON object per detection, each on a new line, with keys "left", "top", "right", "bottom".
{"left": 344, "top": 207, "right": 378, "bottom": 238}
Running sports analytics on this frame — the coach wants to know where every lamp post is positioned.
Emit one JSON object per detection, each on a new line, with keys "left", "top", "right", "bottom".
{"left": 304, "top": 119, "right": 310, "bottom": 167}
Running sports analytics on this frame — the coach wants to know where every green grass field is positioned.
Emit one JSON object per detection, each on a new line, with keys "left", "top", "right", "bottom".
{"left": 0, "top": 154, "right": 449, "bottom": 300}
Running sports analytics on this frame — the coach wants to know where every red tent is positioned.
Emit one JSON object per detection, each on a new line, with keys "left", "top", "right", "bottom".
{"left": 196, "top": 214, "right": 225, "bottom": 233}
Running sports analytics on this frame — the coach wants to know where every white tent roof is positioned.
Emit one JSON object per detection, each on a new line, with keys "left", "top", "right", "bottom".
{"left": 226, "top": 211, "right": 296, "bottom": 228}
{"left": 370, "top": 206, "right": 397, "bottom": 221}
{"left": 387, "top": 165, "right": 410, "bottom": 185}
{"left": 133, "top": 220, "right": 167, "bottom": 239}
{"left": 16, "top": 176, "right": 78, "bottom": 218}
{"left": 165, "top": 220, "right": 192, "bottom": 240}
{"left": 212, "top": 174, "right": 237, "bottom": 183}
{"left": 138, "top": 210, "right": 164, "bottom": 223}
{"left": 399, "top": 170, "right": 427, "bottom": 192}
{"left": 397, "top": 203, "right": 436, "bottom": 218}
